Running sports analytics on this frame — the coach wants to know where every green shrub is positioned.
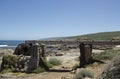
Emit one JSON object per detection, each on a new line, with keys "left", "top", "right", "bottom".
{"left": 40, "top": 58, "right": 53, "bottom": 68}
{"left": 39, "top": 58, "right": 49, "bottom": 70}
{"left": 0, "top": 68, "right": 12, "bottom": 74}
{"left": 73, "top": 73, "right": 83, "bottom": 79}
{"left": 93, "top": 50, "right": 120, "bottom": 60}
{"left": 1, "top": 55, "right": 17, "bottom": 70}
{"left": 72, "top": 63, "right": 79, "bottom": 70}
{"left": 32, "top": 67, "right": 45, "bottom": 74}
{"left": 80, "top": 69, "right": 94, "bottom": 78}
{"left": 48, "top": 58, "right": 61, "bottom": 66}
{"left": 73, "top": 69, "right": 94, "bottom": 79}
{"left": 46, "top": 62, "right": 53, "bottom": 68}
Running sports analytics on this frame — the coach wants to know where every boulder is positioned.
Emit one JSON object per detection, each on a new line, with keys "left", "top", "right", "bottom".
{"left": 97, "top": 56, "right": 120, "bottom": 79}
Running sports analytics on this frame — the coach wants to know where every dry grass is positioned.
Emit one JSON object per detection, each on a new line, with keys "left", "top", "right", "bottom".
{"left": 0, "top": 48, "right": 112, "bottom": 79}
{"left": 85, "top": 61, "right": 110, "bottom": 78}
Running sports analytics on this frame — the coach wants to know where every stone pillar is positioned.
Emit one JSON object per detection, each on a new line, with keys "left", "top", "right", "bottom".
{"left": 41, "top": 44, "right": 46, "bottom": 59}
{"left": 79, "top": 43, "right": 92, "bottom": 67}
{"left": 28, "top": 43, "right": 40, "bottom": 70}
{"left": 39, "top": 44, "right": 49, "bottom": 70}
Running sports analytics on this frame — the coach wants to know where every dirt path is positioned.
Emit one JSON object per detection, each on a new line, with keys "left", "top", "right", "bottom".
{"left": 16, "top": 49, "right": 79, "bottom": 79}
{"left": 17, "top": 71, "right": 72, "bottom": 79}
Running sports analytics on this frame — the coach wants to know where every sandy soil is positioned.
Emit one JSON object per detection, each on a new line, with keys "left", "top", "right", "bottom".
{"left": 0, "top": 48, "right": 107, "bottom": 79}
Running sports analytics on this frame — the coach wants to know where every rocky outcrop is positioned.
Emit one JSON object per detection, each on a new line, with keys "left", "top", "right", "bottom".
{"left": 97, "top": 56, "right": 120, "bottom": 79}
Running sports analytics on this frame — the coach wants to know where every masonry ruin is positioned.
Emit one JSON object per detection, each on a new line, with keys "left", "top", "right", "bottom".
{"left": 1, "top": 42, "right": 48, "bottom": 72}
{"left": 1, "top": 40, "right": 120, "bottom": 72}
{"left": 79, "top": 43, "right": 93, "bottom": 67}
{"left": 79, "top": 40, "right": 120, "bottom": 67}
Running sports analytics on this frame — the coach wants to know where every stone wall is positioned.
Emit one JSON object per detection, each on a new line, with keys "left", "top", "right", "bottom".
{"left": 1, "top": 42, "right": 47, "bottom": 72}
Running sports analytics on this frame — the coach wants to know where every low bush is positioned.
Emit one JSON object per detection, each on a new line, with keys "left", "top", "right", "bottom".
{"left": 93, "top": 50, "right": 120, "bottom": 60}
{"left": 48, "top": 58, "right": 62, "bottom": 66}
{"left": 39, "top": 58, "right": 50, "bottom": 70}
{"left": 32, "top": 67, "right": 45, "bottom": 74}
{"left": 72, "top": 63, "right": 79, "bottom": 70}
{"left": 46, "top": 62, "right": 53, "bottom": 68}
{"left": 1, "top": 55, "right": 17, "bottom": 71}
{"left": 0, "top": 68, "right": 12, "bottom": 74}
{"left": 73, "top": 73, "right": 83, "bottom": 79}
{"left": 73, "top": 69, "right": 94, "bottom": 79}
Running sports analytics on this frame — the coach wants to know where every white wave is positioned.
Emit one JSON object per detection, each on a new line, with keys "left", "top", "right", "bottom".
{"left": 0, "top": 45, "right": 8, "bottom": 47}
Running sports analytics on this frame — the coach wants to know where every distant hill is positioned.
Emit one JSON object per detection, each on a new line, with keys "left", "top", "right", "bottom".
{"left": 40, "top": 31, "right": 120, "bottom": 41}
{"left": 65, "top": 31, "right": 120, "bottom": 41}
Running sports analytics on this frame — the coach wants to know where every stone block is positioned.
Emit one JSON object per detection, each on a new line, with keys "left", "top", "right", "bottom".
{"left": 79, "top": 43, "right": 92, "bottom": 67}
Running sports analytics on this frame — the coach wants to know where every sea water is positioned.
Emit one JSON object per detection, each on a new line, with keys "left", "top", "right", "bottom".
{"left": 0, "top": 40, "right": 24, "bottom": 48}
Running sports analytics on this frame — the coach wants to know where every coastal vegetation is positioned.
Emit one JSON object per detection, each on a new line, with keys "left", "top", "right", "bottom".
{"left": 93, "top": 50, "right": 120, "bottom": 60}
{"left": 48, "top": 58, "right": 62, "bottom": 66}
{"left": 0, "top": 31, "right": 120, "bottom": 79}
{"left": 45, "top": 31, "right": 120, "bottom": 41}
{"left": 73, "top": 69, "right": 94, "bottom": 79}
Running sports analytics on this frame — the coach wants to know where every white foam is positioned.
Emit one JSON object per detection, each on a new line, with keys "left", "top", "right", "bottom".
{"left": 0, "top": 45, "right": 8, "bottom": 47}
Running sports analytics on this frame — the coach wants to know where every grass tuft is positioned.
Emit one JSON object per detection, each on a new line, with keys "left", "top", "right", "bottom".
{"left": 93, "top": 50, "right": 120, "bottom": 60}
{"left": 32, "top": 67, "right": 45, "bottom": 74}
{"left": 48, "top": 58, "right": 62, "bottom": 66}
{"left": 73, "top": 69, "right": 94, "bottom": 79}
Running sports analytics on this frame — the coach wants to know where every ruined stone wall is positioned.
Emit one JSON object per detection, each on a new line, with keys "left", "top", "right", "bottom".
{"left": 1, "top": 42, "right": 47, "bottom": 72}
{"left": 79, "top": 43, "right": 93, "bottom": 67}
{"left": 27, "top": 44, "right": 40, "bottom": 70}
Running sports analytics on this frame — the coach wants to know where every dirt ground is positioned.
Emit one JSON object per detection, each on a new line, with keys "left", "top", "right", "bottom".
{"left": 0, "top": 48, "right": 108, "bottom": 79}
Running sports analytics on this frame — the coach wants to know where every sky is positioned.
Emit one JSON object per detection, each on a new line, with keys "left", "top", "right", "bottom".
{"left": 0, "top": 0, "right": 120, "bottom": 40}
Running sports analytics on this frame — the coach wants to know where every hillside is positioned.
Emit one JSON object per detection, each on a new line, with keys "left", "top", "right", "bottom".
{"left": 65, "top": 31, "right": 120, "bottom": 41}
{"left": 41, "top": 31, "right": 120, "bottom": 41}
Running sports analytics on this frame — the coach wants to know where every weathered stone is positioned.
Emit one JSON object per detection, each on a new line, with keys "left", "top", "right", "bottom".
{"left": 1, "top": 55, "right": 17, "bottom": 71}
{"left": 13, "top": 43, "right": 32, "bottom": 56}
{"left": 79, "top": 43, "right": 92, "bottom": 67}
{"left": 97, "top": 56, "right": 120, "bottom": 79}
{"left": 41, "top": 44, "right": 46, "bottom": 58}
{"left": 1, "top": 42, "right": 48, "bottom": 72}
{"left": 1, "top": 54, "right": 31, "bottom": 72}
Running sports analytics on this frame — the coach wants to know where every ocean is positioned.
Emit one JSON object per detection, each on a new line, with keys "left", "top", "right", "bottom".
{"left": 0, "top": 40, "right": 24, "bottom": 48}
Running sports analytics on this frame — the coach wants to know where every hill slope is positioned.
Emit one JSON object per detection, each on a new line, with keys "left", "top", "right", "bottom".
{"left": 41, "top": 31, "right": 120, "bottom": 41}
{"left": 65, "top": 31, "right": 120, "bottom": 41}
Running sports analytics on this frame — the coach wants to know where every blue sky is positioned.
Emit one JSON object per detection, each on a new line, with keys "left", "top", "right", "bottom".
{"left": 0, "top": 0, "right": 120, "bottom": 40}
